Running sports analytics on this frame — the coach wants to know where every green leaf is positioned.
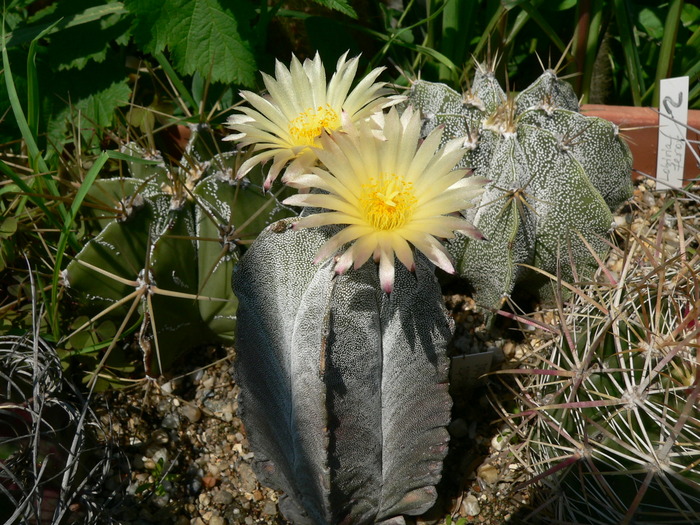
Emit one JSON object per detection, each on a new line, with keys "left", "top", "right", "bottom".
{"left": 124, "top": 0, "right": 258, "bottom": 86}
{"left": 42, "top": 54, "right": 132, "bottom": 153}
{"left": 5, "top": 1, "right": 128, "bottom": 48}
{"left": 0, "top": 217, "right": 18, "bottom": 239}
{"left": 309, "top": 0, "right": 357, "bottom": 18}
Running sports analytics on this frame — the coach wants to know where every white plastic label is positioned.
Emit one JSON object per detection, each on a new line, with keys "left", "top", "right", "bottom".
{"left": 656, "top": 76, "right": 689, "bottom": 189}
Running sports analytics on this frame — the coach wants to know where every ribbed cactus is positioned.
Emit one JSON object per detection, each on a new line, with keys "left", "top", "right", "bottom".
{"left": 64, "top": 126, "right": 292, "bottom": 375}
{"left": 233, "top": 218, "right": 453, "bottom": 524}
{"left": 408, "top": 65, "right": 633, "bottom": 316}
{"left": 500, "top": 216, "right": 700, "bottom": 524}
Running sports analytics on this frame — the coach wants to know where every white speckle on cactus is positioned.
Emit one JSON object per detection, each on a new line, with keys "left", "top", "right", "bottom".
{"left": 407, "top": 67, "right": 632, "bottom": 315}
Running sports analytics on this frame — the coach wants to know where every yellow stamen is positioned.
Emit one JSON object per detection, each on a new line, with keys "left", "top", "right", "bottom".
{"left": 360, "top": 174, "right": 417, "bottom": 230}
{"left": 288, "top": 104, "right": 340, "bottom": 146}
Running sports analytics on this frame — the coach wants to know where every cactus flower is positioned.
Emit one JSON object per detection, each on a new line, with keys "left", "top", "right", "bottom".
{"left": 283, "top": 107, "right": 486, "bottom": 293}
{"left": 225, "top": 52, "right": 396, "bottom": 190}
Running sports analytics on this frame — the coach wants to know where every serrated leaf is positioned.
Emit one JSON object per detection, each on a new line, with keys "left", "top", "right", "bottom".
{"left": 42, "top": 54, "right": 132, "bottom": 153}
{"left": 124, "top": 0, "right": 258, "bottom": 86}
{"left": 310, "top": 0, "right": 357, "bottom": 18}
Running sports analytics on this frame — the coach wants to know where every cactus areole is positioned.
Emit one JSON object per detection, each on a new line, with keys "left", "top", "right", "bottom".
{"left": 408, "top": 66, "right": 633, "bottom": 316}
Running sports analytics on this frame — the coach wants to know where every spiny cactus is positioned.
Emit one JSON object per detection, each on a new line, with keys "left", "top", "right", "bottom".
{"left": 0, "top": 334, "right": 119, "bottom": 524}
{"left": 497, "top": 209, "right": 700, "bottom": 524}
{"left": 407, "top": 64, "right": 633, "bottom": 317}
{"left": 64, "top": 125, "right": 292, "bottom": 376}
{"left": 233, "top": 218, "right": 453, "bottom": 525}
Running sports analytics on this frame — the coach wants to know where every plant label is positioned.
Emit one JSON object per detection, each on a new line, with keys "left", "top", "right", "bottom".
{"left": 656, "top": 76, "right": 689, "bottom": 189}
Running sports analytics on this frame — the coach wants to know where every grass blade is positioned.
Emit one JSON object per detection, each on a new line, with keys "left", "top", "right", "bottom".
{"left": 612, "top": 0, "right": 645, "bottom": 105}
{"left": 653, "top": 0, "right": 684, "bottom": 107}
{"left": 49, "top": 152, "right": 109, "bottom": 335}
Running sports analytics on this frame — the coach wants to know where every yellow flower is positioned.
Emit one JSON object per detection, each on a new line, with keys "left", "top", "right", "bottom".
{"left": 225, "top": 52, "right": 397, "bottom": 190}
{"left": 283, "top": 107, "right": 486, "bottom": 293}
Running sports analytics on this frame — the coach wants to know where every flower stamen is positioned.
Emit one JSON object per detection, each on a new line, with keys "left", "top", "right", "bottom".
{"left": 288, "top": 105, "right": 340, "bottom": 146}
{"left": 361, "top": 174, "right": 417, "bottom": 231}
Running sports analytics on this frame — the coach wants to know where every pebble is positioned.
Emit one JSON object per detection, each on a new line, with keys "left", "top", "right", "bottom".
{"left": 491, "top": 433, "right": 508, "bottom": 451}
{"left": 161, "top": 413, "right": 180, "bottom": 429}
{"left": 261, "top": 501, "right": 277, "bottom": 516}
{"left": 462, "top": 493, "right": 480, "bottom": 516}
{"left": 189, "top": 478, "right": 203, "bottom": 495}
{"left": 237, "top": 463, "right": 257, "bottom": 493}
{"left": 477, "top": 462, "right": 499, "bottom": 486}
{"left": 151, "top": 428, "right": 170, "bottom": 444}
{"left": 209, "top": 516, "right": 226, "bottom": 525}
{"left": 213, "top": 489, "right": 234, "bottom": 506}
{"left": 182, "top": 404, "right": 202, "bottom": 423}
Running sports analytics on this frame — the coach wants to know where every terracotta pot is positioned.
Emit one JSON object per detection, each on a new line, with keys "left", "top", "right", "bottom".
{"left": 581, "top": 104, "right": 700, "bottom": 185}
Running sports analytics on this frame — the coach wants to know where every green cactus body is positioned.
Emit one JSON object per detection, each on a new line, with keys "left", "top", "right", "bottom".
{"left": 506, "top": 239, "right": 699, "bottom": 524}
{"left": 65, "top": 129, "right": 293, "bottom": 374}
{"left": 408, "top": 68, "right": 633, "bottom": 314}
{"left": 233, "top": 217, "right": 453, "bottom": 525}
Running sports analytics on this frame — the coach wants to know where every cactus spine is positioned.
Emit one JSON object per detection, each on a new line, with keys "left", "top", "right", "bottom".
{"left": 499, "top": 210, "right": 700, "bottom": 524}
{"left": 65, "top": 126, "right": 292, "bottom": 375}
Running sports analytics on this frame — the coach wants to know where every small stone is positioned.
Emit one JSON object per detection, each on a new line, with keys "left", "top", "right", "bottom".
{"left": 461, "top": 493, "right": 480, "bottom": 516}
{"left": 491, "top": 433, "right": 508, "bottom": 451}
{"left": 182, "top": 404, "right": 202, "bottom": 423}
{"left": 262, "top": 501, "right": 277, "bottom": 516}
{"left": 161, "top": 413, "right": 180, "bottom": 429}
{"left": 502, "top": 341, "right": 516, "bottom": 360}
{"left": 213, "top": 489, "right": 234, "bottom": 506}
{"left": 237, "top": 463, "right": 257, "bottom": 493}
{"left": 209, "top": 516, "right": 225, "bottom": 525}
{"left": 192, "top": 518, "right": 205, "bottom": 525}
{"left": 151, "top": 429, "right": 170, "bottom": 445}
{"left": 477, "top": 462, "right": 499, "bottom": 486}
{"left": 202, "top": 475, "right": 218, "bottom": 489}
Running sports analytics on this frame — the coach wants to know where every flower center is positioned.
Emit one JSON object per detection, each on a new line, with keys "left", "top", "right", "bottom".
{"left": 360, "top": 174, "right": 417, "bottom": 231}
{"left": 288, "top": 104, "right": 340, "bottom": 146}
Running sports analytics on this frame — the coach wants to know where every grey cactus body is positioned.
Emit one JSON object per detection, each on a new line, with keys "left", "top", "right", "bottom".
{"left": 408, "top": 67, "right": 633, "bottom": 315}
{"left": 233, "top": 217, "right": 453, "bottom": 525}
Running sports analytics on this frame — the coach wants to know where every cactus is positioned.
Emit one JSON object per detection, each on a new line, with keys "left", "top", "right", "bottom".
{"left": 407, "top": 64, "right": 633, "bottom": 316}
{"left": 497, "top": 209, "right": 700, "bottom": 524}
{"left": 0, "top": 334, "right": 119, "bottom": 524}
{"left": 64, "top": 126, "right": 293, "bottom": 376}
{"left": 233, "top": 217, "right": 453, "bottom": 525}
